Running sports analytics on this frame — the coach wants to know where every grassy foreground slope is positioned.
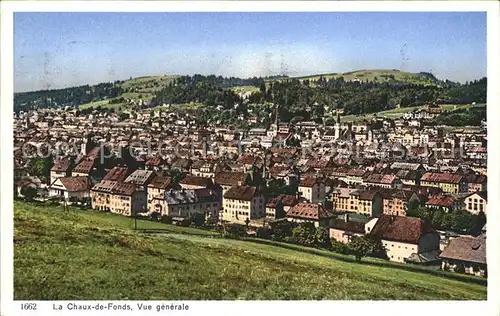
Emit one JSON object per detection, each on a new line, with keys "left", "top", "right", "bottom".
{"left": 14, "top": 202, "right": 486, "bottom": 300}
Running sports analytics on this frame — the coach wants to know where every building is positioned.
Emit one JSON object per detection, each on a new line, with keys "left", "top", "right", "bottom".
{"left": 382, "top": 190, "right": 421, "bottom": 217}
{"left": 425, "top": 194, "right": 460, "bottom": 213}
{"left": 147, "top": 176, "right": 178, "bottom": 212}
{"left": 464, "top": 174, "right": 487, "bottom": 193}
{"left": 286, "top": 202, "right": 333, "bottom": 228}
{"left": 265, "top": 194, "right": 301, "bottom": 219}
{"left": 102, "top": 166, "right": 132, "bottom": 182}
{"left": 420, "top": 172, "right": 468, "bottom": 194}
{"left": 124, "top": 169, "right": 155, "bottom": 190}
{"left": 464, "top": 191, "right": 487, "bottom": 215}
{"left": 50, "top": 158, "right": 72, "bottom": 184}
{"left": 91, "top": 180, "right": 146, "bottom": 216}
{"left": 349, "top": 189, "right": 383, "bottom": 217}
{"left": 214, "top": 171, "right": 251, "bottom": 196}
{"left": 48, "top": 176, "right": 91, "bottom": 200}
{"left": 222, "top": 185, "right": 265, "bottom": 224}
{"left": 364, "top": 173, "right": 402, "bottom": 189}
{"left": 329, "top": 214, "right": 365, "bottom": 243}
{"left": 368, "top": 215, "right": 440, "bottom": 263}
{"left": 151, "top": 188, "right": 220, "bottom": 219}
{"left": 179, "top": 175, "right": 216, "bottom": 190}
{"left": 440, "top": 235, "right": 486, "bottom": 277}
{"left": 298, "top": 177, "right": 325, "bottom": 204}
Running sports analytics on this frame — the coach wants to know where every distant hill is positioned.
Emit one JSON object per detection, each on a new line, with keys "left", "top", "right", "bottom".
{"left": 270, "top": 69, "right": 443, "bottom": 86}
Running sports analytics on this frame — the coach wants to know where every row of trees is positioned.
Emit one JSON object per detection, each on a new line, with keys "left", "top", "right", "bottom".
{"left": 14, "top": 82, "right": 123, "bottom": 112}
{"left": 407, "top": 204, "right": 486, "bottom": 235}
{"left": 264, "top": 221, "right": 386, "bottom": 262}
{"left": 433, "top": 106, "right": 486, "bottom": 126}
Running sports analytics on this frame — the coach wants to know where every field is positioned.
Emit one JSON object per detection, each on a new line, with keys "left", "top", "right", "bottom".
{"left": 79, "top": 75, "right": 179, "bottom": 110}
{"left": 340, "top": 104, "right": 484, "bottom": 123}
{"left": 14, "top": 201, "right": 486, "bottom": 300}
{"left": 271, "top": 69, "right": 438, "bottom": 86}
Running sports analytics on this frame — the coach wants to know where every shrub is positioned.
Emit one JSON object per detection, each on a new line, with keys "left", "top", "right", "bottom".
{"left": 330, "top": 239, "right": 352, "bottom": 255}
{"left": 160, "top": 214, "right": 172, "bottom": 224}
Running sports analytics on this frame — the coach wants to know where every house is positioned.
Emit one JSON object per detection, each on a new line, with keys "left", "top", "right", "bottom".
{"left": 91, "top": 180, "right": 146, "bottom": 216}
{"left": 214, "top": 171, "right": 251, "bottom": 196}
{"left": 368, "top": 215, "right": 440, "bottom": 263}
{"left": 147, "top": 176, "right": 179, "bottom": 212}
{"left": 286, "top": 202, "right": 333, "bottom": 228}
{"left": 464, "top": 174, "right": 487, "bottom": 193}
{"left": 124, "top": 169, "right": 155, "bottom": 190}
{"left": 144, "top": 157, "right": 167, "bottom": 171}
{"left": 420, "top": 172, "right": 468, "bottom": 194}
{"left": 331, "top": 187, "right": 357, "bottom": 212}
{"left": 364, "top": 173, "right": 402, "bottom": 189}
{"left": 349, "top": 189, "right": 383, "bottom": 217}
{"left": 344, "top": 168, "right": 367, "bottom": 186}
{"left": 48, "top": 176, "right": 91, "bottom": 200}
{"left": 179, "top": 175, "right": 216, "bottom": 190}
{"left": 425, "top": 194, "right": 460, "bottom": 213}
{"left": 222, "top": 185, "right": 265, "bottom": 224}
{"left": 265, "top": 194, "right": 301, "bottom": 219}
{"left": 14, "top": 160, "right": 28, "bottom": 181}
{"left": 464, "top": 191, "right": 487, "bottom": 215}
{"left": 298, "top": 177, "right": 325, "bottom": 204}
{"left": 394, "top": 169, "right": 422, "bottom": 186}
{"left": 102, "top": 166, "right": 132, "bottom": 182}
{"left": 383, "top": 190, "right": 422, "bottom": 217}
{"left": 440, "top": 235, "right": 486, "bottom": 277}
{"left": 151, "top": 188, "right": 220, "bottom": 220}
{"left": 329, "top": 214, "right": 365, "bottom": 243}
{"left": 50, "top": 158, "right": 71, "bottom": 184}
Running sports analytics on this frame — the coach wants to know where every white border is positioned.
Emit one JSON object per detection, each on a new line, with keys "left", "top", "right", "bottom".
{"left": 1, "top": 1, "right": 499, "bottom": 316}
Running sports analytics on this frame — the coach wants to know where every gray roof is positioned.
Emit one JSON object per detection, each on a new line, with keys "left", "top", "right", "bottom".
{"left": 160, "top": 188, "right": 219, "bottom": 205}
{"left": 124, "top": 170, "right": 154, "bottom": 186}
{"left": 440, "top": 236, "right": 486, "bottom": 264}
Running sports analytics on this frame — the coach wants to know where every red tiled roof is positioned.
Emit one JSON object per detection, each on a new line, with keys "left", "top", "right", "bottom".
{"left": 421, "top": 172, "right": 464, "bottom": 184}
{"left": 179, "top": 175, "right": 214, "bottom": 188}
{"left": 286, "top": 203, "right": 332, "bottom": 221}
{"left": 73, "top": 158, "right": 94, "bottom": 174}
{"left": 368, "top": 215, "right": 436, "bottom": 244}
{"left": 300, "top": 177, "right": 322, "bottom": 188}
{"left": 266, "top": 194, "right": 300, "bottom": 208}
{"left": 223, "top": 185, "right": 261, "bottom": 201}
{"left": 365, "top": 173, "right": 397, "bottom": 184}
{"left": 215, "top": 172, "right": 248, "bottom": 186}
{"left": 425, "top": 194, "right": 457, "bottom": 208}
{"left": 102, "top": 167, "right": 130, "bottom": 182}
{"left": 58, "top": 176, "right": 91, "bottom": 192}
{"left": 51, "top": 158, "right": 71, "bottom": 172}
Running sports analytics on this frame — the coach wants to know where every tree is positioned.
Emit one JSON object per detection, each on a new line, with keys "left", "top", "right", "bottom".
{"left": 292, "top": 222, "right": 317, "bottom": 247}
{"left": 269, "top": 219, "right": 293, "bottom": 241}
{"left": 349, "top": 236, "right": 372, "bottom": 261}
{"left": 315, "top": 227, "right": 331, "bottom": 249}
{"left": 160, "top": 215, "right": 173, "bottom": 224}
{"left": 348, "top": 236, "right": 385, "bottom": 262}
{"left": 21, "top": 186, "right": 37, "bottom": 202}
{"left": 190, "top": 213, "right": 206, "bottom": 227}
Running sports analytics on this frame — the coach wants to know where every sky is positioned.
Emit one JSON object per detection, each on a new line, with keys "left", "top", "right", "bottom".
{"left": 14, "top": 12, "right": 486, "bottom": 92}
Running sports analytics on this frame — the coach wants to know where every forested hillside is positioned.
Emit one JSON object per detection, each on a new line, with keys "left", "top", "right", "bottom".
{"left": 14, "top": 70, "right": 486, "bottom": 118}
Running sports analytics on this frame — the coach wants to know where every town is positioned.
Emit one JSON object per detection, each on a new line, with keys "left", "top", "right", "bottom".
{"left": 13, "top": 81, "right": 487, "bottom": 278}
